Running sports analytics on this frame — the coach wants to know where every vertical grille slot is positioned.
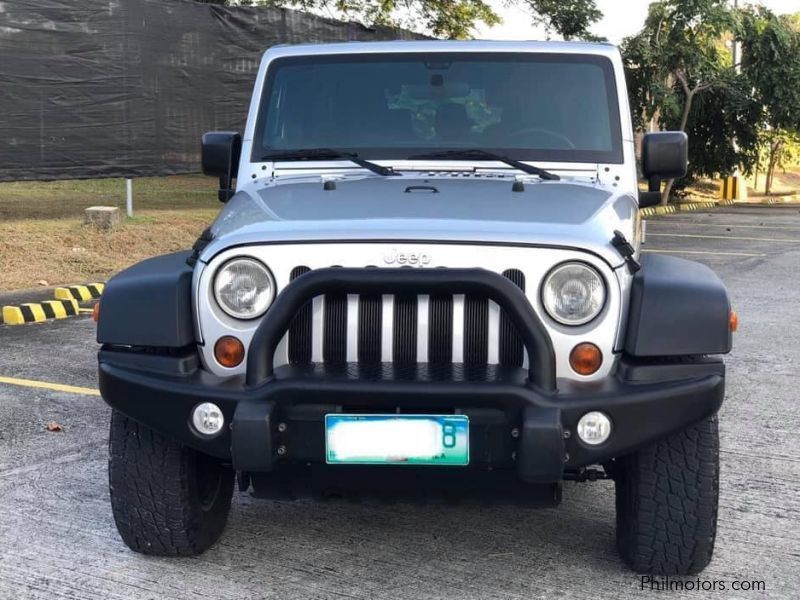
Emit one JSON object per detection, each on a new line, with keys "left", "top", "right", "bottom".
{"left": 393, "top": 295, "right": 418, "bottom": 364}
{"left": 288, "top": 266, "right": 312, "bottom": 364}
{"left": 463, "top": 296, "right": 488, "bottom": 365}
{"left": 323, "top": 286, "right": 347, "bottom": 364}
{"left": 358, "top": 295, "right": 383, "bottom": 364}
{"left": 499, "top": 269, "right": 526, "bottom": 366}
{"left": 287, "top": 265, "right": 529, "bottom": 369}
{"left": 428, "top": 295, "right": 453, "bottom": 363}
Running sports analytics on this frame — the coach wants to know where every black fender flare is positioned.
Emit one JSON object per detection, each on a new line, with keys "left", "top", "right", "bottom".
{"left": 625, "top": 253, "right": 731, "bottom": 357}
{"left": 97, "top": 251, "right": 195, "bottom": 348}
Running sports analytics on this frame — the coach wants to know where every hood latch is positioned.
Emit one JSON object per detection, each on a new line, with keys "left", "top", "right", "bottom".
{"left": 611, "top": 230, "right": 641, "bottom": 274}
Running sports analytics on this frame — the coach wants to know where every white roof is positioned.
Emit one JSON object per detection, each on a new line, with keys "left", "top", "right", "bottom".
{"left": 264, "top": 39, "right": 619, "bottom": 59}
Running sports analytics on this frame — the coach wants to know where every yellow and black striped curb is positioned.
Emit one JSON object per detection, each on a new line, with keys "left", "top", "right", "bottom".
{"left": 1, "top": 300, "right": 84, "bottom": 325}
{"left": 641, "top": 194, "right": 798, "bottom": 217}
{"left": 54, "top": 283, "right": 104, "bottom": 302}
{"left": 2, "top": 282, "right": 104, "bottom": 326}
{"left": 640, "top": 201, "right": 719, "bottom": 217}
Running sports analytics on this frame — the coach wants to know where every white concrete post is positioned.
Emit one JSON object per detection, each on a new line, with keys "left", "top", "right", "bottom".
{"left": 126, "top": 178, "right": 133, "bottom": 217}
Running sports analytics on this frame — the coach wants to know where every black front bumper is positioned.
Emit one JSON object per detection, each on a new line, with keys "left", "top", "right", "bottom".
{"left": 98, "top": 267, "right": 725, "bottom": 485}
{"left": 99, "top": 354, "right": 724, "bottom": 483}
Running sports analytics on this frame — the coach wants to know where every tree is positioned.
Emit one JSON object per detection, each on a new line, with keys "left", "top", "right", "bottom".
{"left": 753, "top": 130, "right": 800, "bottom": 194}
{"left": 222, "top": 1, "right": 601, "bottom": 40}
{"left": 523, "top": 0, "right": 602, "bottom": 40}
{"left": 622, "top": 0, "right": 742, "bottom": 203}
{"left": 681, "top": 69, "right": 760, "bottom": 185}
{"left": 740, "top": 8, "right": 800, "bottom": 194}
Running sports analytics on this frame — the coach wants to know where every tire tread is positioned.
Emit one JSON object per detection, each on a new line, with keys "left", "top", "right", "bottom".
{"left": 108, "top": 411, "right": 233, "bottom": 556}
{"left": 616, "top": 416, "right": 719, "bottom": 574}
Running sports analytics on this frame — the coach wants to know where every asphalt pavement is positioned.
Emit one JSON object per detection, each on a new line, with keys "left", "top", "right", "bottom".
{"left": 1, "top": 205, "right": 798, "bottom": 599}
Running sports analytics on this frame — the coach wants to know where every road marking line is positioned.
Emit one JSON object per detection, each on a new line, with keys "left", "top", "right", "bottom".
{"left": 642, "top": 249, "right": 766, "bottom": 257}
{"left": 647, "top": 232, "right": 800, "bottom": 243}
{"left": 0, "top": 375, "right": 100, "bottom": 396}
{"left": 647, "top": 223, "right": 800, "bottom": 231}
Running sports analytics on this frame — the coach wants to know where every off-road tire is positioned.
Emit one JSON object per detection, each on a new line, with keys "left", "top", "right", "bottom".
{"left": 615, "top": 415, "right": 719, "bottom": 575}
{"left": 108, "top": 410, "right": 234, "bottom": 556}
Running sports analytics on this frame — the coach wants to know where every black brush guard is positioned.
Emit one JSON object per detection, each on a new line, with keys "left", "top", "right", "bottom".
{"left": 246, "top": 268, "right": 556, "bottom": 390}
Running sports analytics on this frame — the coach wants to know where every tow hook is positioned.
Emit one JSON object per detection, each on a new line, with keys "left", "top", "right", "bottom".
{"left": 564, "top": 466, "right": 609, "bottom": 482}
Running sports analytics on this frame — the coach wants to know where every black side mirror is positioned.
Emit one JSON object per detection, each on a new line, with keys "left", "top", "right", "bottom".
{"left": 639, "top": 131, "right": 688, "bottom": 207}
{"left": 201, "top": 131, "right": 242, "bottom": 202}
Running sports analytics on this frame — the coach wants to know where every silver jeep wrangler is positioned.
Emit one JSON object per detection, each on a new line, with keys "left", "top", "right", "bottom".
{"left": 97, "top": 41, "right": 732, "bottom": 574}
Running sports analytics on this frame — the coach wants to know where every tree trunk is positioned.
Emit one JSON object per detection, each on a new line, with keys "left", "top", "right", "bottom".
{"left": 660, "top": 90, "right": 695, "bottom": 205}
{"left": 765, "top": 140, "right": 783, "bottom": 195}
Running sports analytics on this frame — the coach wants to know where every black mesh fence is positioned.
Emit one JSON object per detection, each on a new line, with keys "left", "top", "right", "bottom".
{"left": 0, "top": 0, "right": 422, "bottom": 181}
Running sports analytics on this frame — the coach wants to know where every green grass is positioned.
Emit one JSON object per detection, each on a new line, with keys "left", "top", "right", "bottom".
{"left": 0, "top": 175, "right": 223, "bottom": 290}
{"left": 0, "top": 174, "right": 220, "bottom": 220}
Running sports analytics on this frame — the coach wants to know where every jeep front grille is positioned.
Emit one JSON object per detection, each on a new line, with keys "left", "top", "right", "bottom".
{"left": 286, "top": 266, "right": 526, "bottom": 367}
{"left": 499, "top": 269, "right": 526, "bottom": 366}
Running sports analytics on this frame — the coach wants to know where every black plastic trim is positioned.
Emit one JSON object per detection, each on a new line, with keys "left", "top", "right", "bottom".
{"left": 358, "top": 294, "right": 383, "bottom": 364}
{"left": 428, "top": 294, "right": 453, "bottom": 364}
{"left": 517, "top": 407, "right": 564, "bottom": 483}
{"left": 393, "top": 295, "right": 417, "bottom": 364}
{"left": 288, "top": 266, "right": 312, "bottom": 363}
{"left": 98, "top": 346, "right": 199, "bottom": 376}
{"left": 249, "top": 467, "right": 562, "bottom": 506}
{"left": 463, "top": 296, "right": 488, "bottom": 365}
{"left": 499, "top": 269, "right": 525, "bottom": 366}
{"left": 323, "top": 293, "right": 347, "bottom": 364}
{"left": 615, "top": 356, "right": 725, "bottom": 383}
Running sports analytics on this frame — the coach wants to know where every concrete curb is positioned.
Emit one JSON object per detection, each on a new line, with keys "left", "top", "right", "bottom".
{"left": 54, "top": 284, "right": 104, "bottom": 303}
{"left": 1, "top": 283, "right": 103, "bottom": 325}
{"left": 641, "top": 194, "right": 799, "bottom": 217}
{"left": 2, "top": 300, "right": 83, "bottom": 325}
{"left": 734, "top": 194, "right": 800, "bottom": 205}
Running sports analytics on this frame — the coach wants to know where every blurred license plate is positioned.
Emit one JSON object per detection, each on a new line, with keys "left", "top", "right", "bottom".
{"left": 325, "top": 414, "right": 469, "bottom": 466}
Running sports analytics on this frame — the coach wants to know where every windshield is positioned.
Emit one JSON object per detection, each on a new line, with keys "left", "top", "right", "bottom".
{"left": 255, "top": 52, "right": 623, "bottom": 164}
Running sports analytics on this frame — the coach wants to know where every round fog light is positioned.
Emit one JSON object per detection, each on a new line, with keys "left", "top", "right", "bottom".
{"left": 192, "top": 402, "right": 224, "bottom": 436}
{"left": 576, "top": 411, "right": 612, "bottom": 445}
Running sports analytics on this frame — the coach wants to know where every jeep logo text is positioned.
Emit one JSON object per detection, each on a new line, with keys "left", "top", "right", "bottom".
{"left": 383, "top": 249, "right": 432, "bottom": 266}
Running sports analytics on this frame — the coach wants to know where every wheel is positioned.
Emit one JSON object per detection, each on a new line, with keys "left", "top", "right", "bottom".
{"left": 614, "top": 415, "right": 719, "bottom": 575}
{"left": 108, "top": 410, "right": 234, "bottom": 556}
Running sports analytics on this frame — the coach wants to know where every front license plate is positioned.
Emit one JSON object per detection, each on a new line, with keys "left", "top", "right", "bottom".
{"left": 325, "top": 414, "right": 469, "bottom": 466}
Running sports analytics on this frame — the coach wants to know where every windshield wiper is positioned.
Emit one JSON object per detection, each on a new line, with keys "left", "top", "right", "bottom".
{"left": 407, "top": 149, "right": 559, "bottom": 181}
{"left": 260, "top": 148, "right": 396, "bottom": 176}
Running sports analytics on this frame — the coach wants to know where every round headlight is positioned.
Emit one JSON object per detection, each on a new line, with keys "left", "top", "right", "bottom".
{"left": 542, "top": 262, "right": 606, "bottom": 326}
{"left": 213, "top": 257, "right": 275, "bottom": 319}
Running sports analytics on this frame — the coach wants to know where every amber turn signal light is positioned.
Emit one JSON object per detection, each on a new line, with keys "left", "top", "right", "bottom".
{"left": 214, "top": 336, "right": 245, "bottom": 368}
{"left": 729, "top": 310, "right": 738, "bottom": 332}
{"left": 569, "top": 342, "right": 603, "bottom": 376}
{"left": 92, "top": 302, "right": 100, "bottom": 323}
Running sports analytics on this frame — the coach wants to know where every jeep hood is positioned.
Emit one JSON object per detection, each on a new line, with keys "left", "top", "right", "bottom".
{"left": 203, "top": 175, "right": 639, "bottom": 268}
